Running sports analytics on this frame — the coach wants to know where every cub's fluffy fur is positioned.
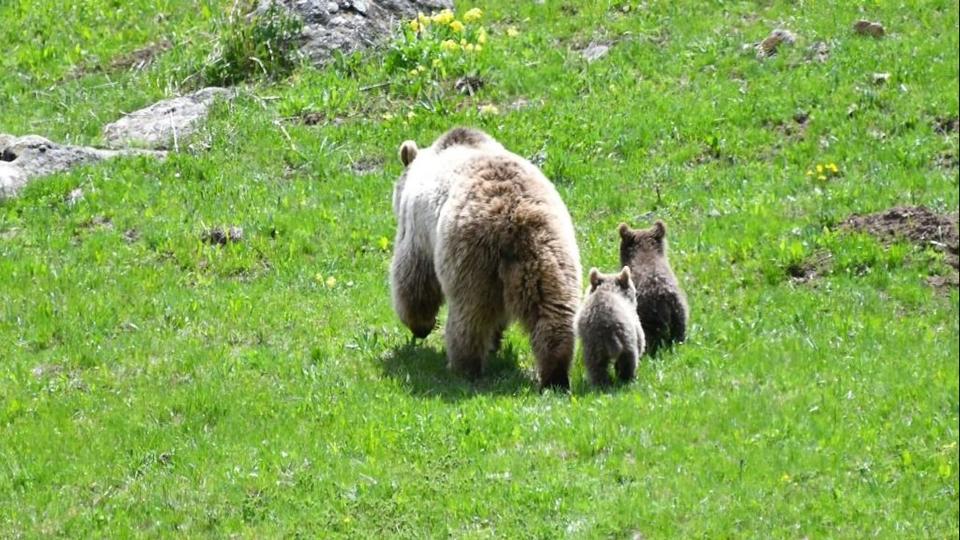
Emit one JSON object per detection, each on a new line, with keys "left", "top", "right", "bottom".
{"left": 618, "top": 220, "right": 688, "bottom": 355}
{"left": 575, "top": 267, "right": 645, "bottom": 386}
{"left": 391, "top": 127, "right": 582, "bottom": 389}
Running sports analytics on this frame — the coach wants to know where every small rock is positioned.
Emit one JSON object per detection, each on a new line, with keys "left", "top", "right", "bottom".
{"left": 807, "top": 41, "right": 830, "bottom": 63}
{"left": 202, "top": 226, "right": 244, "bottom": 245}
{"left": 756, "top": 28, "right": 796, "bottom": 59}
{"left": 102, "top": 87, "right": 235, "bottom": 150}
{"left": 853, "top": 20, "right": 885, "bottom": 37}
{"left": 0, "top": 133, "right": 164, "bottom": 196}
{"left": 580, "top": 42, "right": 611, "bottom": 62}
{"left": 793, "top": 111, "right": 809, "bottom": 125}
{"left": 124, "top": 228, "right": 141, "bottom": 243}
{"left": 66, "top": 188, "right": 85, "bottom": 205}
{"left": 454, "top": 75, "right": 484, "bottom": 96}
{"left": 872, "top": 72, "right": 890, "bottom": 85}
{"left": 0, "top": 161, "right": 28, "bottom": 198}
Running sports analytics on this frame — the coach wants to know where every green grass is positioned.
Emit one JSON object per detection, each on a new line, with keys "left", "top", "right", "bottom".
{"left": 2, "top": 0, "right": 958, "bottom": 537}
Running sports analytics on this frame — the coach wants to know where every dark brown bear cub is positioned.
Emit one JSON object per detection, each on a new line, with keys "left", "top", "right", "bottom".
{"left": 618, "top": 220, "right": 688, "bottom": 355}
{"left": 575, "top": 267, "right": 645, "bottom": 386}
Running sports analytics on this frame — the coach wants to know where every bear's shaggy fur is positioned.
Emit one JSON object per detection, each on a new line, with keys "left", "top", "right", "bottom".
{"left": 575, "top": 267, "right": 645, "bottom": 386}
{"left": 390, "top": 127, "right": 582, "bottom": 389}
{"left": 618, "top": 220, "right": 688, "bottom": 355}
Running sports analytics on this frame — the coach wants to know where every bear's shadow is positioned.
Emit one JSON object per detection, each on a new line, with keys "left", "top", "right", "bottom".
{"left": 380, "top": 340, "right": 535, "bottom": 400}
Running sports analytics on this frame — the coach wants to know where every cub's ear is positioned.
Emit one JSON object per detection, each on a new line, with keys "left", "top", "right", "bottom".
{"left": 616, "top": 266, "right": 632, "bottom": 289}
{"left": 588, "top": 268, "right": 601, "bottom": 289}
{"left": 399, "top": 140, "right": 419, "bottom": 166}
{"left": 653, "top": 220, "right": 667, "bottom": 240}
{"left": 618, "top": 223, "right": 631, "bottom": 240}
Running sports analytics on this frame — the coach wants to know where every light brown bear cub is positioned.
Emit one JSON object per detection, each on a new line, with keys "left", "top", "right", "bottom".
{"left": 390, "top": 127, "right": 582, "bottom": 390}
{"left": 618, "top": 220, "right": 688, "bottom": 355}
{"left": 576, "top": 267, "right": 645, "bottom": 386}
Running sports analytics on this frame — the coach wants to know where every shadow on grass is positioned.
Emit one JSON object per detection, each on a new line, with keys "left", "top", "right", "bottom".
{"left": 379, "top": 340, "right": 536, "bottom": 401}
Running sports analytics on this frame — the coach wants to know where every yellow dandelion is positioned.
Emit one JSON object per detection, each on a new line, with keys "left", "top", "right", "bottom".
{"left": 460, "top": 38, "right": 467, "bottom": 46}
{"left": 449, "top": 20, "right": 465, "bottom": 33}
{"left": 477, "top": 27, "right": 488, "bottom": 44}
{"left": 474, "top": 44, "right": 483, "bottom": 52}
{"left": 417, "top": 12, "right": 430, "bottom": 26}
{"left": 325, "top": 276, "right": 337, "bottom": 288}
{"left": 463, "top": 7, "right": 483, "bottom": 23}
{"left": 408, "top": 68, "right": 419, "bottom": 76}
{"left": 817, "top": 174, "right": 827, "bottom": 181}
{"left": 314, "top": 272, "right": 324, "bottom": 283}
{"left": 464, "top": 43, "right": 475, "bottom": 52}
{"left": 408, "top": 19, "right": 421, "bottom": 32}
{"left": 506, "top": 26, "right": 520, "bottom": 37}
{"left": 479, "top": 104, "right": 499, "bottom": 115}
{"left": 440, "top": 39, "right": 459, "bottom": 52}
{"left": 432, "top": 58, "right": 442, "bottom": 67}
{"left": 805, "top": 169, "right": 813, "bottom": 176}
{"left": 432, "top": 9, "right": 454, "bottom": 25}
{"left": 827, "top": 163, "right": 839, "bottom": 173}
{"left": 815, "top": 164, "right": 824, "bottom": 174}
{"left": 780, "top": 473, "right": 791, "bottom": 483}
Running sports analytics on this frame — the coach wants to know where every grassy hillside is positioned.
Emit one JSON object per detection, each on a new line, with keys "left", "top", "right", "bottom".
{"left": 1, "top": 0, "right": 958, "bottom": 536}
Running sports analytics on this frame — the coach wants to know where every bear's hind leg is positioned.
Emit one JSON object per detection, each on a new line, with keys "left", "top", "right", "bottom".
{"left": 529, "top": 314, "right": 575, "bottom": 391}
{"left": 583, "top": 343, "right": 612, "bottom": 387}
{"left": 614, "top": 346, "right": 638, "bottom": 383}
{"left": 445, "top": 301, "right": 503, "bottom": 380}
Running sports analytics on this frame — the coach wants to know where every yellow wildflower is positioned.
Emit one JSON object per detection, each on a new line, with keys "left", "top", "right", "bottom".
{"left": 474, "top": 44, "right": 483, "bottom": 52}
{"left": 408, "top": 68, "right": 419, "bottom": 76}
{"left": 780, "top": 473, "right": 791, "bottom": 484}
{"left": 417, "top": 12, "right": 430, "bottom": 26}
{"left": 408, "top": 19, "right": 420, "bottom": 32}
{"left": 506, "top": 26, "right": 520, "bottom": 37}
{"left": 460, "top": 38, "right": 467, "bottom": 46}
{"left": 432, "top": 9, "right": 454, "bottom": 25}
{"left": 817, "top": 174, "right": 827, "bottom": 181}
{"left": 464, "top": 43, "right": 475, "bottom": 52}
{"left": 479, "top": 104, "right": 499, "bottom": 115}
{"left": 476, "top": 27, "right": 488, "bottom": 44}
{"left": 463, "top": 7, "right": 483, "bottom": 23}
{"left": 432, "top": 58, "right": 442, "bottom": 67}
{"left": 449, "top": 20, "right": 465, "bottom": 33}
{"left": 815, "top": 164, "right": 824, "bottom": 174}
{"left": 325, "top": 276, "right": 337, "bottom": 289}
{"left": 416, "top": 64, "right": 426, "bottom": 72}
{"left": 805, "top": 169, "right": 813, "bottom": 176}
{"left": 440, "top": 39, "right": 459, "bottom": 52}
{"left": 826, "top": 163, "right": 839, "bottom": 173}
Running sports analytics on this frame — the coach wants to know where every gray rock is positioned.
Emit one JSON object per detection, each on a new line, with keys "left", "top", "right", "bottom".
{"left": 260, "top": 0, "right": 452, "bottom": 66}
{"left": 0, "top": 133, "right": 164, "bottom": 198}
{"left": 0, "top": 161, "right": 28, "bottom": 198}
{"left": 102, "top": 87, "right": 234, "bottom": 150}
{"left": 580, "top": 42, "right": 610, "bottom": 62}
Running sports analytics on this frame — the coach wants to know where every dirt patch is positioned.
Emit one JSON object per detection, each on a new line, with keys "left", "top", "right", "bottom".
{"left": 934, "top": 150, "right": 958, "bottom": 170}
{"left": 842, "top": 206, "right": 959, "bottom": 291}
{"left": 110, "top": 40, "right": 172, "bottom": 72}
{"left": 788, "top": 251, "right": 833, "bottom": 283}
{"left": 933, "top": 116, "right": 959, "bottom": 135}
{"left": 350, "top": 156, "right": 383, "bottom": 176}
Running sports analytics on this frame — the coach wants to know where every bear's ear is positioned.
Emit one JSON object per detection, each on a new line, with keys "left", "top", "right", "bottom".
{"left": 618, "top": 223, "right": 631, "bottom": 240}
{"left": 616, "top": 266, "right": 632, "bottom": 289}
{"left": 588, "top": 268, "right": 601, "bottom": 290}
{"left": 653, "top": 220, "right": 667, "bottom": 240}
{"left": 399, "top": 140, "right": 419, "bottom": 167}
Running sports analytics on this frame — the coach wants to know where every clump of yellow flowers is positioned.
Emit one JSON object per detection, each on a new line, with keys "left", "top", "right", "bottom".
{"left": 390, "top": 7, "right": 491, "bottom": 83}
{"left": 806, "top": 162, "right": 841, "bottom": 181}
